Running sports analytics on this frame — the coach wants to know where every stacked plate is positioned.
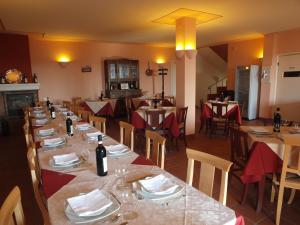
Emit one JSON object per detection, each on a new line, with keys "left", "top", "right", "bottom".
{"left": 249, "top": 127, "right": 272, "bottom": 135}
{"left": 76, "top": 123, "right": 91, "bottom": 131}
{"left": 33, "top": 108, "right": 44, "bottom": 114}
{"left": 38, "top": 128, "right": 55, "bottom": 137}
{"left": 58, "top": 107, "right": 68, "bottom": 112}
{"left": 49, "top": 153, "right": 81, "bottom": 168}
{"left": 86, "top": 131, "right": 103, "bottom": 141}
{"left": 106, "top": 144, "right": 130, "bottom": 156}
{"left": 136, "top": 174, "right": 184, "bottom": 201}
{"left": 35, "top": 118, "right": 48, "bottom": 126}
{"left": 32, "top": 112, "right": 47, "bottom": 119}
{"left": 65, "top": 189, "right": 120, "bottom": 223}
{"left": 62, "top": 111, "right": 74, "bottom": 116}
{"left": 139, "top": 106, "right": 151, "bottom": 110}
{"left": 42, "top": 137, "right": 66, "bottom": 148}
{"left": 289, "top": 128, "right": 300, "bottom": 134}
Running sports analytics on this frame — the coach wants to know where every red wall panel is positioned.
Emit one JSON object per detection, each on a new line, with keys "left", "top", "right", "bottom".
{"left": 0, "top": 33, "right": 32, "bottom": 81}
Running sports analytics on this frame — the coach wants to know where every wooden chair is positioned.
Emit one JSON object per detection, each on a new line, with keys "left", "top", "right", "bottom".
{"left": 89, "top": 115, "right": 106, "bottom": 134}
{"left": 119, "top": 121, "right": 134, "bottom": 151}
{"left": 27, "top": 145, "right": 50, "bottom": 225}
{"left": 164, "top": 96, "right": 176, "bottom": 106}
{"left": 186, "top": 148, "right": 233, "bottom": 205}
{"left": 276, "top": 135, "right": 300, "bottom": 225}
{"left": 125, "top": 97, "right": 134, "bottom": 122}
{"left": 177, "top": 107, "right": 188, "bottom": 146}
{"left": 72, "top": 97, "right": 82, "bottom": 105}
{"left": 210, "top": 102, "right": 229, "bottom": 136}
{"left": 145, "top": 109, "right": 166, "bottom": 131}
{"left": 145, "top": 130, "right": 166, "bottom": 169}
{"left": 23, "top": 124, "right": 33, "bottom": 148}
{"left": 62, "top": 100, "right": 71, "bottom": 110}
{"left": 78, "top": 109, "right": 92, "bottom": 123}
{"left": 0, "top": 186, "right": 25, "bottom": 225}
{"left": 35, "top": 101, "right": 46, "bottom": 107}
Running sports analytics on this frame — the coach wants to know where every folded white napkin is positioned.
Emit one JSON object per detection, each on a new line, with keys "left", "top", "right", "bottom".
{"left": 76, "top": 123, "right": 91, "bottom": 130}
{"left": 34, "top": 113, "right": 46, "bottom": 118}
{"left": 139, "top": 174, "right": 179, "bottom": 195}
{"left": 67, "top": 189, "right": 113, "bottom": 217}
{"left": 43, "top": 137, "right": 65, "bottom": 146}
{"left": 70, "top": 115, "right": 78, "bottom": 121}
{"left": 249, "top": 127, "right": 271, "bottom": 134}
{"left": 33, "top": 109, "right": 44, "bottom": 114}
{"left": 33, "top": 106, "right": 43, "bottom": 110}
{"left": 52, "top": 153, "right": 79, "bottom": 165}
{"left": 38, "top": 128, "right": 55, "bottom": 135}
{"left": 58, "top": 107, "right": 68, "bottom": 112}
{"left": 62, "top": 111, "right": 74, "bottom": 116}
{"left": 105, "top": 144, "right": 127, "bottom": 154}
{"left": 35, "top": 118, "right": 48, "bottom": 125}
{"left": 86, "top": 131, "right": 102, "bottom": 139}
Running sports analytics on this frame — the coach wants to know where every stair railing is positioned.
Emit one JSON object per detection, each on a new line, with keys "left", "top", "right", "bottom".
{"left": 208, "top": 76, "right": 227, "bottom": 94}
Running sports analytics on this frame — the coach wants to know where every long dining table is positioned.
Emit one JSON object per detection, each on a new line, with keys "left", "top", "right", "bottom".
{"left": 31, "top": 107, "right": 244, "bottom": 225}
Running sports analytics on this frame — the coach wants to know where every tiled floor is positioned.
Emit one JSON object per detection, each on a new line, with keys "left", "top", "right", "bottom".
{"left": 0, "top": 116, "right": 299, "bottom": 225}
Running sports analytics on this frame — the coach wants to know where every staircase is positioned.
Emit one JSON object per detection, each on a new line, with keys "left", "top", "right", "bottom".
{"left": 206, "top": 76, "right": 234, "bottom": 101}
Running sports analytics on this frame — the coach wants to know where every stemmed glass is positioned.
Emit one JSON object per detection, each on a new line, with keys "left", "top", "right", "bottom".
{"left": 282, "top": 119, "right": 290, "bottom": 127}
{"left": 115, "top": 167, "right": 128, "bottom": 190}
{"left": 118, "top": 187, "right": 138, "bottom": 220}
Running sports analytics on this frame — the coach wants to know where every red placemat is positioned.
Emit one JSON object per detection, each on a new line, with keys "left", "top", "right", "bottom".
{"left": 41, "top": 169, "right": 76, "bottom": 199}
{"left": 131, "top": 155, "right": 154, "bottom": 166}
{"left": 235, "top": 213, "right": 245, "bottom": 225}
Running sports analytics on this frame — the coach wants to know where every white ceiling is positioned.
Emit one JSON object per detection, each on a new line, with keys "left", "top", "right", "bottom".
{"left": 1, "top": 0, "right": 300, "bottom": 47}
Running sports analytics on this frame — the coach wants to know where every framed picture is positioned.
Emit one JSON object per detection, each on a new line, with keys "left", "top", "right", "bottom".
{"left": 81, "top": 65, "right": 92, "bottom": 73}
{"left": 120, "top": 83, "right": 129, "bottom": 90}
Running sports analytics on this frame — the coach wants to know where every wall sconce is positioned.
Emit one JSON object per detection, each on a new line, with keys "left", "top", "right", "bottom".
{"left": 56, "top": 55, "right": 72, "bottom": 68}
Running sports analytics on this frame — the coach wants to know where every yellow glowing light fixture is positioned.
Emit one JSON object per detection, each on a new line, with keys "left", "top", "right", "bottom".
{"left": 56, "top": 54, "right": 72, "bottom": 67}
{"left": 156, "top": 57, "right": 166, "bottom": 64}
{"left": 258, "top": 49, "right": 264, "bottom": 59}
{"left": 176, "top": 17, "right": 196, "bottom": 50}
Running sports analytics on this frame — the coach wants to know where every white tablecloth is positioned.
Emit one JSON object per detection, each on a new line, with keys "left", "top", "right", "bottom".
{"left": 85, "top": 99, "right": 117, "bottom": 114}
{"left": 35, "top": 113, "right": 239, "bottom": 225}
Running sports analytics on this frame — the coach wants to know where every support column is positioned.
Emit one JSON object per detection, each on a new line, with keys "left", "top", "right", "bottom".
{"left": 175, "top": 17, "right": 197, "bottom": 135}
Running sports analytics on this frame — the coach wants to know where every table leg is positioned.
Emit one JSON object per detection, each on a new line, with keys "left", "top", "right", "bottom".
{"left": 256, "top": 175, "right": 265, "bottom": 213}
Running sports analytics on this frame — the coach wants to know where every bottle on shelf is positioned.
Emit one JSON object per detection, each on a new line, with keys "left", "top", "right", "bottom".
{"left": 23, "top": 74, "right": 28, "bottom": 83}
{"left": 66, "top": 113, "right": 73, "bottom": 136}
{"left": 273, "top": 107, "right": 281, "bottom": 132}
{"left": 46, "top": 97, "right": 51, "bottom": 110}
{"left": 100, "top": 91, "right": 104, "bottom": 101}
{"left": 50, "top": 104, "right": 56, "bottom": 119}
{"left": 0, "top": 76, "right": 5, "bottom": 84}
{"left": 33, "top": 73, "right": 38, "bottom": 83}
{"left": 96, "top": 135, "right": 108, "bottom": 176}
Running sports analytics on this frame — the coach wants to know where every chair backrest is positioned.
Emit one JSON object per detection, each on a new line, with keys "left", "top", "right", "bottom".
{"left": 27, "top": 145, "right": 50, "bottom": 225}
{"left": 23, "top": 124, "right": 33, "bottom": 148}
{"left": 62, "top": 100, "right": 71, "bottom": 110}
{"left": 0, "top": 186, "right": 25, "bottom": 225}
{"left": 72, "top": 97, "right": 82, "bottom": 105}
{"left": 164, "top": 96, "right": 176, "bottom": 106}
{"left": 145, "top": 109, "right": 166, "bottom": 130}
{"left": 125, "top": 97, "right": 134, "bottom": 122}
{"left": 119, "top": 121, "right": 134, "bottom": 151}
{"left": 89, "top": 115, "right": 106, "bottom": 134}
{"left": 186, "top": 148, "right": 233, "bottom": 205}
{"left": 78, "top": 109, "right": 92, "bottom": 122}
{"left": 229, "top": 127, "right": 249, "bottom": 163}
{"left": 161, "top": 98, "right": 174, "bottom": 106}
{"left": 145, "top": 130, "right": 166, "bottom": 169}
{"left": 211, "top": 102, "right": 228, "bottom": 118}
{"left": 177, "top": 107, "right": 188, "bottom": 126}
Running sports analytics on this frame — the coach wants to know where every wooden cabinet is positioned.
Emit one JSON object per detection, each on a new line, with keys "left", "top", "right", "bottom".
{"left": 104, "top": 59, "right": 141, "bottom": 99}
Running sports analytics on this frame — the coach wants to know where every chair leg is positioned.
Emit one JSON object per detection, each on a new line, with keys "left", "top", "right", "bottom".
{"left": 287, "top": 189, "right": 296, "bottom": 205}
{"left": 183, "top": 130, "right": 187, "bottom": 146}
{"left": 276, "top": 185, "right": 285, "bottom": 225}
{"left": 271, "top": 173, "right": 278, "bottom": 203}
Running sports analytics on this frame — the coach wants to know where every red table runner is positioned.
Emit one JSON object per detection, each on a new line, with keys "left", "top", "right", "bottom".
{"left": 41, "top": 169, "right": 76, "bottom": 199}
{"left": 201, "top": 103, "right": 242, "bottom": 125}
{"left": 131, "top": 111, "right": 180, "bottom": 137}
{"left": 241, "top": 141, "right": 282, "bottom": 184}
{"left": 131, "top": 155, "right": 154, "bottom": 166}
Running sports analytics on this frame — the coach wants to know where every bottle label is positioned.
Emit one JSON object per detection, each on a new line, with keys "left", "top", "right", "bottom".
{"left": 52, "top": 111, "right": 56, "bottom": 118}
{"left": 70, "top": 125, "right": 73, "bottom": 134}
{"left": 103, "top": 157, "right": 108, "bottom": 172}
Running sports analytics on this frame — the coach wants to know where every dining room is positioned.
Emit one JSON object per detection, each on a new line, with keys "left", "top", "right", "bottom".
{"left": 1, "top": 1, "right": 300, "bottom": 225}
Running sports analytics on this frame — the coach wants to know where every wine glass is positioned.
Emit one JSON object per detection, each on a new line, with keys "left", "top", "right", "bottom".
{"left": 118, "top": 187, "right": 138, "bottom": 220}
{"left": 115, "top": 167, "right": 129, "bottom": 190}
{"left": 80, "top": 149, "right": 90, "bottom": 163}
{"left": 282, "top": 119, "right": 290, "bottom": 127}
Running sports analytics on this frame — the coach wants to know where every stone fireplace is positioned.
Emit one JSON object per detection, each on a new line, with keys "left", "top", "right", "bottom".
{"left": 0, "top": 83, "right": 39, "bottom": 117}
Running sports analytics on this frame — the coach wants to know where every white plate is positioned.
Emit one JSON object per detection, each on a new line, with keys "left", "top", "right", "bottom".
{"left": 133, "top": 182, "right": 184, "bottom": 201}
{"left": 65, "top": 191, "right": 120, "bottom": 224}
{"left": 49, "top": 158, "right": 81, "bottom": 168}
{"left": 249, "top": 127, "right": 272, "bottom": 135}
{"left": 41, "top": 138, "right": 66, "bottom": 148}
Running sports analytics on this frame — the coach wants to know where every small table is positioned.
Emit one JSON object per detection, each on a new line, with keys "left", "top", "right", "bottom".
{"left": 82, "top": 99, "right": 116, "bottom": 116}
{"left": 131, "top": 106, "right": 180, "bottom": 138}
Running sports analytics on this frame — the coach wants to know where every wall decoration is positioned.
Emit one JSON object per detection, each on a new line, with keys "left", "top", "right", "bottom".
{"left": 81, "top": 65, "right": 92, "bottom": 73}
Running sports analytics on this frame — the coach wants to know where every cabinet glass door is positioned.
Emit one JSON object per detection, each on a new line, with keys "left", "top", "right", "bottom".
{"left": 118, "top": 63, "right": 130, "bottom": 79}
{"left": 130, "top": 63, "right": 138, "bottom": 78}
{"left": 109, "top": 63, "right": 117, "bottom": 80}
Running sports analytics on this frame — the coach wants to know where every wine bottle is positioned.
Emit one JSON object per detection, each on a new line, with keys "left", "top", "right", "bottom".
{"left": 33, "top": 73, "right": 38, "bottom": 83}
{"left": 50, "top": 104, "right": 56, "bottom": 119}
{"left": 100, "top": 91, "right": 103, "bottom": 101}
{"left": 273, "top": 107, "right": 281, "bottom": 132}
{"left": 96, "top": 135, "right": 107, "bottom": 176}
{"left": 46, "top": 97, "right": 51, "bottom": 110}
{"left": 66, "top": 113, "right": 73, "bottom": 136}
